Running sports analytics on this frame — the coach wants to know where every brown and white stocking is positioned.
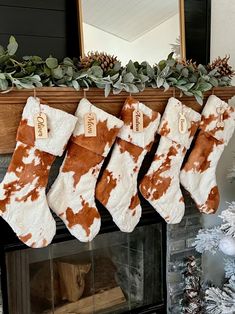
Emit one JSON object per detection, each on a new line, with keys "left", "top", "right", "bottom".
{"left": 180, "top": 95, "right": 235, "bottom": 214}
{"left": 139, "top": 97, "right": 201, "bottom": 223}
{"left": 96, "top": 96, "right": 161, "bottom": 232}
{"left": 0, "top": 96, "right": 77, "bottom": 247}
{"left": 47, "top": 98, "right": 123, "bottom": 242}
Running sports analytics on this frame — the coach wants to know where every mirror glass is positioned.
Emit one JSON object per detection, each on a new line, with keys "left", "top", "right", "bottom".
{"left": 81, "top": 0, "right": 181, "bottom": 65}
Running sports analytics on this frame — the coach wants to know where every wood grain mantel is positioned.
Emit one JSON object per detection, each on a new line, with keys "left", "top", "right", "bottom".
{"left": 0, "top": 87, "right": 235, "bottom": 154}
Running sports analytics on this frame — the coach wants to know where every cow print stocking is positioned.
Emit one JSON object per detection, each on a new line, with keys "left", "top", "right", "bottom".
{"left": 96, "top": 96, "right": 161, "bottom": 232}
{"left": 47, "top": 98, "right": 123, "bottom": 242}
{"left": 0, "top": 97, "right": 77, "bottom": 247}
{"left": 180, "top": 95, "right": 235, "bottom": 214}
{"left": 139, "top": 97, "right": 201, "bottom": 224}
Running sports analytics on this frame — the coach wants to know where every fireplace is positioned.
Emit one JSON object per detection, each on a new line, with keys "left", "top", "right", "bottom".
{"left": 0, "top": 143, "right": 167, "bottom": 314}
{"left": 0, "top": 148, "right": 204, "bottom": 314}
{"left": 0, "top": 88, "right": 211, "bottom": 314}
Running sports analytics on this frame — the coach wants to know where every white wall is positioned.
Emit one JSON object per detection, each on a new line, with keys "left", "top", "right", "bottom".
{"left": 202, "top": 0, "right": 235, "bottom": 285}
{"left": 83, "top": 13, "right": 179, "bottom": 65}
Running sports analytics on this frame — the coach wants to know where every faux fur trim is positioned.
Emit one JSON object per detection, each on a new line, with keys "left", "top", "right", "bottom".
{"left": 117, "top": 96, "right": 161, "bottom": 148}
{"left": 72, "top": 98, "right": 124, "bottom": 156}
{"left": 158, "top": 97, "right": 201, "bottom": 149}
{"left": 21, "top": 96, "right": 78, "bottom": 156}
{"left": 200, "top": 95, "right": 235, "bottom": 145}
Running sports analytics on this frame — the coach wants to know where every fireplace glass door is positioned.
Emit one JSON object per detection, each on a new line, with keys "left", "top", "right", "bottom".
{"left": 5, "top": 223, "right": 164, "bottom": 314}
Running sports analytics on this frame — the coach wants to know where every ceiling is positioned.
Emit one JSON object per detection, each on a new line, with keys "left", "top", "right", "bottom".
{"left": 82, "top": 0, "right": 179, "bottom": 42}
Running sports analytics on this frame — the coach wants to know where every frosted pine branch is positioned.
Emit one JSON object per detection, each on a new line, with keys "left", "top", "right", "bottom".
{"left": 193, "top": 227, "right": 223, "bottom": 254}
{"left": 224, "top": 257, "right": 235, "bottom": 278}
{"left": 205, "top": 278, "right": 235, "bottom": 314}
{"left": 220, "top": 202, "right": 235, "bottom": 237}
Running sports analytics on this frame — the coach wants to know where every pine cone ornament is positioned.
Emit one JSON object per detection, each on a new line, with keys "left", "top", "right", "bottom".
{"left": 79, "top": 51, "right": 119, "bottom": 72}
{"left": 208, "top": 56, "right": 235, "bottom": 78}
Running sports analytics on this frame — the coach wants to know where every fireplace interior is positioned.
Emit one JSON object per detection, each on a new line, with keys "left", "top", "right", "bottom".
{"left": 2, "top": 222, "right": 165, "bottom": 314}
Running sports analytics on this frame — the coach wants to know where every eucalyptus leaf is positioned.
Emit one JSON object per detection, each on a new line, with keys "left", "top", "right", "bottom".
{"left": 209, "top": 77, "right": 219, "bottom": 87}
{"left": 221, "top": 76, "right": 230, "bottom": 82}
{"left": 46, "top": 57, "right": 58, "bottom": 69}
{"left": 63, "top": 57, "right": 74, "bottom": 66}
{"left": 189, "top": 74, "right": 198, "bottom": 83}
{"left": 182, "top": 68, "right": 189, "bottom": 78}
{"left": 166, "top": 58, "right": 176, "bottom": 67}
{"left": 176, "top": 85, "right": 188, "bottom": 92}
{"left": 72, "top": 80, "right": 79, "bottom": 90}
{"left": 177, "top": 79, "right": 187, "bottom": 85}
{"left": 208, "top": 68, "right": 218, "bottom": 76}
{"left": 90, "top": 65, "right": 103, "bottom": 77}
{"left": 218, "top": 81, "right": 228, "bottom": 86}
{"left": 126, "top": 60, "right": 138, "bottom": 76}
{"left": 139, "top": 73, "right": 149, "bottom": 83}
{"left": 0, "top": 78, "right": 8, "bottom": 90}
{"left": 198, "top": 64, "right": 207, "bottom": 75}
{"left": 105, "top": 83, "right": 111, "bottom": 97}
{"left": 0, "top": 55, "right": 9, "bottom": 64}
{"left": 110, "top": 73, "right": 120, "bottom": 81}
{"left": 127, "top": 84, "right": 139, "bottom": 93}
{"left": 157, "top": 76, "right": 164, "bottom": 88}
{"left": 0, "top": 45, "right": 5, "bottom": 55}
{"left": 66, "top": 66, "right": 73, "bottom": 77}
{"left": 160, "top": 65, "right": 170, "bottom": 77}
{"left": 123, "top": 72, "right": 135, "bottom": 83}
{"left": 163, "top": 81, "right": 170, "bottom": 91}
{"left": 146, "top": 63, "right": 154, "bottom": 78}
{"left": 193, "top": 90, "right": 203, "bottom": 98}
{"left": 158, "top": 60, "right": 166, "bottom": 71}
{"left": 184, "top": 83, "right": 195, "bottom": 90}
{"left": 52, "top": 66, "right": 63, "bottom": 79}
{"left": 167, "top": 77, "right": 178, "bottom": 84}
{"left": 194, "top": 93, "right": 203, "bottom": 105}
{"left": 113, "top": 88, "right": 122, "bottom": 95}
{"left": 184, "top": 91, "right": 194, "bottom": 96}
{"left": 167, "top": 52, "right": 174, "bottom": 60}
{"left": 198, "top": 82, "right": 212, "bottom": 91}
{"left": 7, "top": 36, "right": 18, "bottom": 56}
{"left": 176, "top": 63, "right": 184, "bottom": 71}
{"left": 113, "top": 61, "right": 121, "bottom": 72}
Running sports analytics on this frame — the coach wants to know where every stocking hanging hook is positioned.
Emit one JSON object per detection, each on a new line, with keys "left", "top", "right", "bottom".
{"left": 83, "top": 89, "right": 86, "bottom": 99}
{"left": 33, "top": 87, "right": 37, "bottom": 99}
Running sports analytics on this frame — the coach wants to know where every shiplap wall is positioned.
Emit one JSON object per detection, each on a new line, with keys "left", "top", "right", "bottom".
{"left": 0, "top": 0, "right": 80, "bottom": 59}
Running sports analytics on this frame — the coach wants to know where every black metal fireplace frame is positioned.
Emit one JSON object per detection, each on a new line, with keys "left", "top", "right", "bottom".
{"left": 0, "top": 209, "right": 167, "bottom": 314}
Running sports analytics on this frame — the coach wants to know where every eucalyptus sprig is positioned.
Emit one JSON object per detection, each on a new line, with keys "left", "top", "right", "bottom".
{"left": 0, "top": 36, "right": 233, "bottom": 104}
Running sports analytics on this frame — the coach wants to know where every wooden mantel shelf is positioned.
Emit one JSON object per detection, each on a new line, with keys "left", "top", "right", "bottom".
{"left": 0, "top": 87, "right": 235, "bottom": 154}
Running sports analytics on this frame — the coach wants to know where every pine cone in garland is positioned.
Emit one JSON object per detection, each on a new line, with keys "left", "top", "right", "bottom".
{"left": 79, "top": 51, "right": 119, "bottom": 72}
{"left": 208, "top": 55, "right": 235, "bottom": 78}
{"left": 179, "top": 59, "right": 197, "bottom": 70}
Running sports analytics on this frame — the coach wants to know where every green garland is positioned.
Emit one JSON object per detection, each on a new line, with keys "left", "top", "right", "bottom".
{"left": 0, "top": 36, "right": 233, "bottom": 104}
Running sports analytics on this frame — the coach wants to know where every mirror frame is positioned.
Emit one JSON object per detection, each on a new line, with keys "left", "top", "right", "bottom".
{"left": 77, "top": 0, "right": 211, "bottom": 64}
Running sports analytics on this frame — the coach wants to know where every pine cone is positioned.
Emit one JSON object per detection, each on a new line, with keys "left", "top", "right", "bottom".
{"left": 79, "top": 51, "right": 119, "bottom": 72}
{"left": 179, "top": 59, "right": 197, "bottom": 70}
{"left": 208, "top": 55, "right": 235, "bottom": 78}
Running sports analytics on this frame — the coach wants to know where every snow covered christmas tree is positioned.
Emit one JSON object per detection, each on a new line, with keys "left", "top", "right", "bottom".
{"left": 193, "top": 202, "right": 235, "bottom": 313}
